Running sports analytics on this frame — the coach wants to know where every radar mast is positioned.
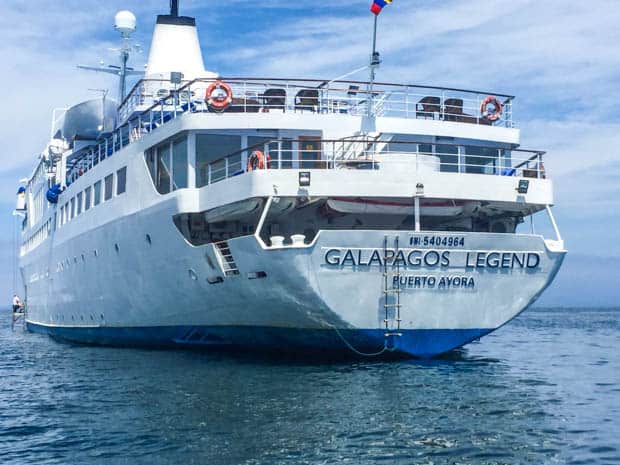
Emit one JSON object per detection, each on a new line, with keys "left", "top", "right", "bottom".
{"left": 77, "top": 10, "right": 143, "bottom": 102}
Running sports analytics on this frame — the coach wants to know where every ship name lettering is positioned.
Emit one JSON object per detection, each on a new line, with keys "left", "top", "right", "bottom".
{"left": 464, "top": 252, "right": 540, "bottom": 269}
{"left": 324, "top": 249, "right": 451, "bottom": 268}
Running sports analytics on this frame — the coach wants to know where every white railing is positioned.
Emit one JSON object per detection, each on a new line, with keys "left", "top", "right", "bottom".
{"left": 66, "top": 78, "right": 516, "bottom": 185}
{"left": 198, "top": 138, "right": 546, "bottom": 187}
{"left": 118, "top": 77, "right": 515, "bottom": 128}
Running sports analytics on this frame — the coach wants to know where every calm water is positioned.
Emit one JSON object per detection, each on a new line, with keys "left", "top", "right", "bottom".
{"left": 0, "top": 308, "right": 618, "bottom": 465}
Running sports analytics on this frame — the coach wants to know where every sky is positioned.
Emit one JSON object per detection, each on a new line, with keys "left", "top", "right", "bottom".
{"left": 0, "top": 0, "right": 618, "bottom": 306}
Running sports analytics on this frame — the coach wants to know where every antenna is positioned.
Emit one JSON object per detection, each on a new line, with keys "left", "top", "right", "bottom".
{"left": 170, "top": 0, "right": 179, "bottom": 17}
{"left": 115, "top": 11, "right": 137, "bottom": 101}
{"left": 77, "top": 10, "right": 143, "bottom": 102}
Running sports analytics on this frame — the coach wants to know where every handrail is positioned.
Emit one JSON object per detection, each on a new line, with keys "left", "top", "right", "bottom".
{"left": 195, "top": 137, "right": 547, "bottom": 187}
{"left": 118, "top": 76, "right": 517, "bottom": 125}
{"left": 119, "top": 77, "right": 516, "bottom": 109}
{"left": 219, "top": 138, "right": 544, "bottom": 161}
{"left": 66, "top": 77, "right": 521, "bottom": 184}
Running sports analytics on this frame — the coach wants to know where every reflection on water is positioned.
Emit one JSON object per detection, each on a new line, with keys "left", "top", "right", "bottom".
{"left": 0, "top": 308, "right": 618, "bottom": 465}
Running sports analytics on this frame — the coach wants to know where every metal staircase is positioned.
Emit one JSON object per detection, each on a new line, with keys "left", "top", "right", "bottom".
{"left": 213, "top": 241, "right": 240, "bottom": 277}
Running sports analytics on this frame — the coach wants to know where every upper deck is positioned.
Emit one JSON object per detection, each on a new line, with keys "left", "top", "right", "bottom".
{"left": 118, "top": 77, "right": 515, "bottom": 129}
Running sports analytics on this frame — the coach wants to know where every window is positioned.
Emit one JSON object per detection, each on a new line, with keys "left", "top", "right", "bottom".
{"left": 84, "top": 187, "right": 92, "bottom": 211}
{"left": 172, "top": 138, "right": 188, "bottom": 190}
{"left": 464, "top": 147, "right": 501, "bottom": 174}
{"left": 77, "top": 192, "right": 83, "bottom": 215}
{"left": 157, "top": 144, "right": 172, "bottom": 194}
{"left": 196, "top": 134, "right": 242, "bottom": 187}
{"left": 93, "top": 181, "right": 102, "bottom": 206}
{"left": 117, "top": 167, "right": 127, "bottom": 195}
{"left": 299, "top": 137, "right": 322, "bottom": 169}
{"left": 269, "top": 139, "right": 293, "bottom": 169}
{"left": 64, "top": 203, "right": 69, "bottom": 223}
{"left": 104, "top": 175, "right": 114, "bottom": 201}
{"left": 70, "top": 197, "right": 75, "bottom": 219}
{"left": 436, "top": 145, "right": 459, "bottom": 173}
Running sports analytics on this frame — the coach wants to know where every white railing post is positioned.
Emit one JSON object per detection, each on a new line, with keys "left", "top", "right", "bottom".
{"left": 254, "top": 196, "right": 274, "bottom": 249}
{"left": 414, "top": 196, "right": 421, "bottom": 232}
{"left": 546, "top": 205, "right": 563, "bottom": 242}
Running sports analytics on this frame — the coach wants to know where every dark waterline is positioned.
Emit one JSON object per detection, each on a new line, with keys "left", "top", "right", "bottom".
{"left": 1, "top": 308, "right": 619, "bottom": 465}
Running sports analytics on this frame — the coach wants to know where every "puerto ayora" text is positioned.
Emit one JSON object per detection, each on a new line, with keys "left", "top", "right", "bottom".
{"left": 393, "top": 275, "right": 476, "bottom": 289}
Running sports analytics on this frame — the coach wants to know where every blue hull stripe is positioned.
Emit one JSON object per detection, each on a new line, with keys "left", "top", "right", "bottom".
{"left": 26, "top": 323, "right": 492, "bottom": 358}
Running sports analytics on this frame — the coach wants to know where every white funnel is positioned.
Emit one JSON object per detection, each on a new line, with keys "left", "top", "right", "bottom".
{"left": 145, "top": 13, "right": 217, "bottom": 80}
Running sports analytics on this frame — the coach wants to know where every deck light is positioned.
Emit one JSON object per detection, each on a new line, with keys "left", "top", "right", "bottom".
{"left": 170, "top": 71, "right": 184, "bottom": 84}
{"left": 517, "top": 180, "right": 529, "bottom": 194}
{"left": 299, "top": 172, "right": 311, "bottom": 187}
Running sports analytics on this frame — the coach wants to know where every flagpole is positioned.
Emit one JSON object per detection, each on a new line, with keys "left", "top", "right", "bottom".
{"left": 368, "top": 14, "right": 379, "bottom": 117}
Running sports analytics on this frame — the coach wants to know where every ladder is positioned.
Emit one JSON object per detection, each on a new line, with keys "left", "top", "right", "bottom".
{"left": 213, "top": 241, "right": 240, "bottom": 277}
{"left": 382, "top": 236, "right": 402, "bottom": 337}
{"left": 12, "top": 306, "right": 26, "bottom": 331}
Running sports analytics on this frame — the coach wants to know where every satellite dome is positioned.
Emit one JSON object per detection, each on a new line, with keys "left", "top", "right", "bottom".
{"left": 114, "top": 10, "right": 136, "bottom": 35}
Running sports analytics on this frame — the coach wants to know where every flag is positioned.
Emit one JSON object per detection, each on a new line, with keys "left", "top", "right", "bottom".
{"left": 371, "top": 0, "right": 392, "bottom": 16}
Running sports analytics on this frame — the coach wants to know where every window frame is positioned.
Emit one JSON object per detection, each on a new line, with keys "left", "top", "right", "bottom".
{"left": 104, "top": 174, "right": 114, "bottom": 201}
{"left": 84, "top": 186, "right": 92, "bottom": 211}
{"left": 93, "top": 181, "right": 102, "bottom": 206}
{"left": 116, "top": 167, "right": 127, "bottom": 195}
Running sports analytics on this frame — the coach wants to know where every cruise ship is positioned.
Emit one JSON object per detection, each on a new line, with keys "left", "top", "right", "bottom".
{"left": 15, "top": 2, "right": 566, "bottom": 358}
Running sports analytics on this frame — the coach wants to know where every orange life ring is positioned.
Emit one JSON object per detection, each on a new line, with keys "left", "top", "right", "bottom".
{"left": 205, "top": 81, "right": 233, "bottom": 111}
{"left": 480, "top": 96, "right": 502, "bottom": 122}
{"left": 247, "top": 150, "right": 270, "bottom": 171}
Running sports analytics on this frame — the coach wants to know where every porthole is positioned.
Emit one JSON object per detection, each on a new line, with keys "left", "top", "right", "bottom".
{"left": 94, "top": 249, "right": 99, "bottom": 257}
{"left": 114, "top": 243, "right": 120, "bottom": 253}
{"left": 81, "top": 254, "right": 85, "bottom": 262}
{"left": 248, "top": 271, "right": 268, "bottom": 280}
{"left": 74, "top": 257, "right": 78, "bottom": 264}
{"left": 188, "top": 269, "right": 198, "bottom": 281}
{"left": 145, "top": 234, "right": 152, "bottom": 245}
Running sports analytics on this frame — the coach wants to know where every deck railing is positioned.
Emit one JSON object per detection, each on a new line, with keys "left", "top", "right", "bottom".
{"left": 198, "top": 138, "right": 546, "bottom": 187}
{"left": 118, "top": 77, "right": 515, "bottom": 127}
{"left": 66, "top": 77, "right": 516, "bottom": 184}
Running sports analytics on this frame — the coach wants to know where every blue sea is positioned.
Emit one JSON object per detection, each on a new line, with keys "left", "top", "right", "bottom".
{"left": 0, "top": 307, "right": 618, "bottom": 465}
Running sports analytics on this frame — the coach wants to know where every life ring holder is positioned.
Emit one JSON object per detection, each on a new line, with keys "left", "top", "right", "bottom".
{"left": 205, "top": 81, "right": 233, "bottom": 111}
{"left": 247, "top": 150, "right": 270, "bottom": 171}
{"left": 480, "top": 96, "right": 503, "bottom": 122}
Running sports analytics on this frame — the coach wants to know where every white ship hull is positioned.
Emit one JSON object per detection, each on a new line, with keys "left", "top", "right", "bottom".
{"left": 21, "top": 203, "right": 565, "bottom": 357}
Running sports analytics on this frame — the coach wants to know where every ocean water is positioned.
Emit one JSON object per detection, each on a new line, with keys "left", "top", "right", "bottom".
{"left": 0, "top": 308, "right": 618, "bottom": 465}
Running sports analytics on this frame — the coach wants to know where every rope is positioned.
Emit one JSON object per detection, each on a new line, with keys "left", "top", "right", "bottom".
{"left": 329, "top": 324, "right": 396, "bottom": 357}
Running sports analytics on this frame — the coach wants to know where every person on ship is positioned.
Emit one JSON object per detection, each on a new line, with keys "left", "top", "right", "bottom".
{"left": 12, "top": 295, "right": 23, "bottom": 313}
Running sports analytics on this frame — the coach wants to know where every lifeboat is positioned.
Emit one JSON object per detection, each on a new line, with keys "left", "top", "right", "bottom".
{"left": 326, "top": 198, "right": 466, "bottom": 217}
